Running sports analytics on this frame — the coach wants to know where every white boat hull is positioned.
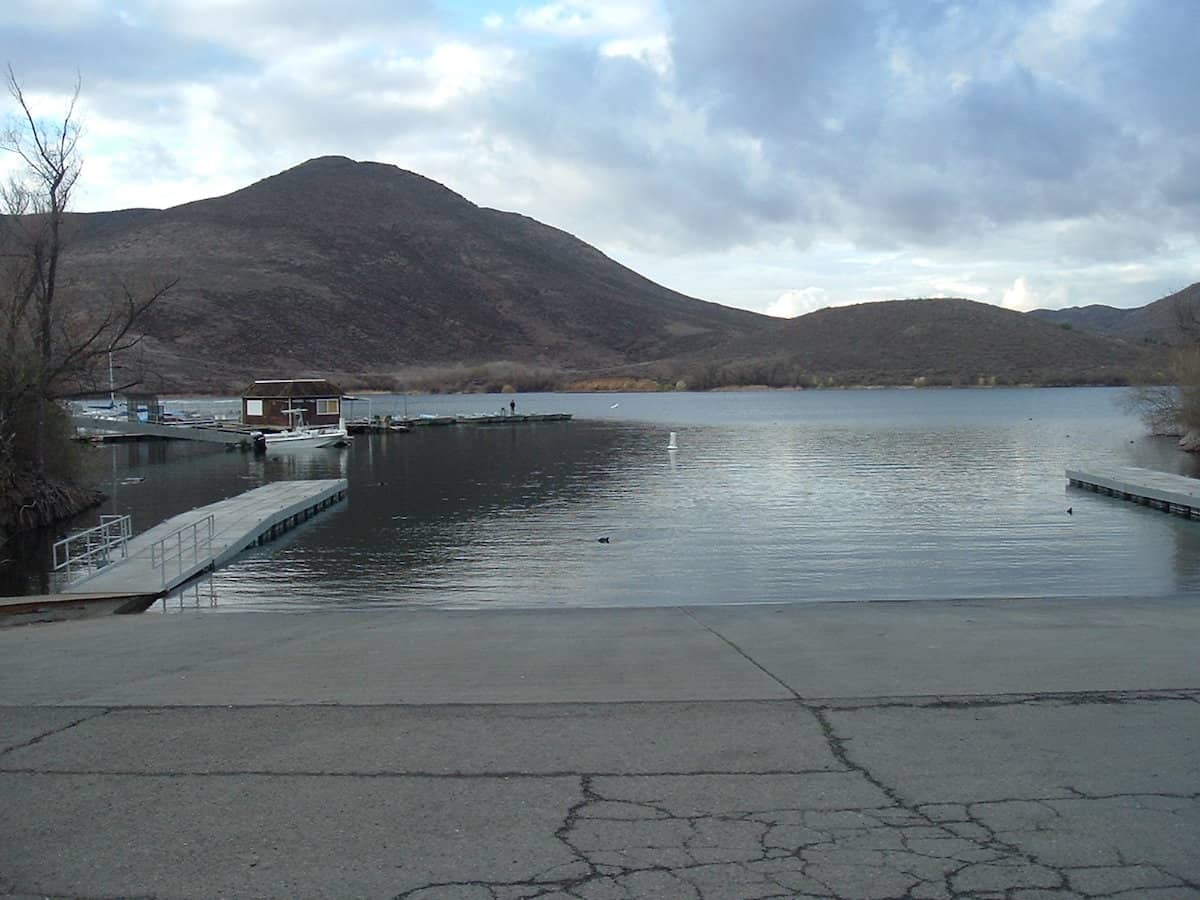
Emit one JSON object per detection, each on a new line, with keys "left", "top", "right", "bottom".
{"left": 263, "top": 426, "right": 349, "bottom": 449}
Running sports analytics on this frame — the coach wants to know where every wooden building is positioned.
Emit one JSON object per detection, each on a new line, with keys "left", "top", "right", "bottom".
{"left": 241, "top": 379, "right": 344, "bottom": 429}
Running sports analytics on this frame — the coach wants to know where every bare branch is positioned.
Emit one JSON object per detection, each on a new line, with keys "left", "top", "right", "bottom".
{"left": 3, "top": 65, "right": 81, "bottom": 220}
{"left": 42, "top": 278, "right": 178, "bottom": 396}
{"left": 1, "top": 68, "right": 177, "bottom": 491}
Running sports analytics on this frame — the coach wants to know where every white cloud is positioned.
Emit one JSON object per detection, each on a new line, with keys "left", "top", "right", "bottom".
{"left": 600, "top": 35, "right": 671, "bottom": 73}
{"left": 515, "top": 1, "right": 659, "bottom": 37}
{"left": 925, "top": 276, "right": 990, "bottom": 300}
{"left": 766, "top": 288, "right": 830, "bottom": 318}
{"left": 3, "top": 0, "right": 1196, "bottom": 314}
{"left": 1000, "top": 277, "right": 1038, "bottom": 311}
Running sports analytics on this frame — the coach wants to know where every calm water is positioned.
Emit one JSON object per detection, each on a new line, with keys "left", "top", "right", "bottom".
{"left": 16, "top": 388, "right": 1200, "bottom": 609}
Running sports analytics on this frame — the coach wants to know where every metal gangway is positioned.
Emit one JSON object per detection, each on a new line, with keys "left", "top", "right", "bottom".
{"left": 52, "top": 515, "right": 133, "bottom": 585}
{"left": 62, "top": 479, "right": 348, "bottom": 596}
{"left": 150, "top": 515, "right": 215, "bottom": 589}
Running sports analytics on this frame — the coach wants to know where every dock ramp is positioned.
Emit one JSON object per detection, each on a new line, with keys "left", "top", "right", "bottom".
{"left": 61, "top": 479, "right": 348, "bottom": 596}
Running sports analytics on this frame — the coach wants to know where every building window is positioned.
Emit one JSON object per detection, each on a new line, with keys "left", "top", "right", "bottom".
{"left": 246, "top": 399, "right": 263, "bottom": 417}
{"left": 316, "top": 398, "right": 340, "bottom": 416}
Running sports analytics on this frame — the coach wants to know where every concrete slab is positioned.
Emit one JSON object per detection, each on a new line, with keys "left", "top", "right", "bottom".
{"left": 0, "top": 591, "right": 159, "bottom": 625}
{"left": 826, "top": 695, "right": 1200, "bottom": 802}
{"left": 589, "top": 771, "right": 892, "bottom": 815}
{"left": 0, "top": 701, "right": 840, "bottom": 775}
{"left": 970, "top": 795, "right": 1200, "bottom": 886}
{"left": 0, "top": 608, "right": 794, "bottom": 705}
{"left": 0, "top": 708, "right": 103, "bottom": 754}
{"left": 686, "top": 596, "right": 1200, "bottom": 698}
{"left": 0, "top": 772, "right": 582, "bottom": 899}
{"left": 1, "top": 597, "right": 1198, "bottom": 898}
{"left": 0, "top": 612, "right": 356, "bottom": 705}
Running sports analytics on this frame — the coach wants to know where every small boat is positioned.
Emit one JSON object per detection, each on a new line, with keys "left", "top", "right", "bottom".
{"left": 262, "top": 408, "right": 350, "bottom": 449}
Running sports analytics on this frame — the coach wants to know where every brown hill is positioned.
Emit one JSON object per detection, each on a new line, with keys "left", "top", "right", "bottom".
{"left": 56, "top": 156, "right": 770, "bottom": 392}
{"left": 667, "top": 298, "right": 1166, "bottom": 388}
{"left": 1028, "top": 282, "right": 1200, "bottom": 344}
{"left": 47, "top": 157, "right": 1174, "bottom": 393}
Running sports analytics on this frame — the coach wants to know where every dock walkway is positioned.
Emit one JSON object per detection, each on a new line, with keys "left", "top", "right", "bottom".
{"left": 1067, "top": 464, "right": 1200, "bottom": 518}
{"left": 349, "top": 412, "right": 573, "bottom": 432}
{"left": 71, "top": 415, "right": 256, "bottom": 446}
{"left": 62, "top": 479, "right": 348, "bottom": 596}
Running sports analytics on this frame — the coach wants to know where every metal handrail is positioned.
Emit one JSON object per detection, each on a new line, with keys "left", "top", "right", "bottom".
{"left": 150, "top": 514, "right": 216, "bottom": 587}
{"left": 162, "top": 574, "right": 218, "bottom": 612}
{"left": 52, "top": 514, "right": 132, "bottom": 583}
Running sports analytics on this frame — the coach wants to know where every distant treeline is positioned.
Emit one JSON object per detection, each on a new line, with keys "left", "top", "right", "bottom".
{"left": 328, "top": 360, "right": 1140, "bottom": 395}
{"left": 670, "top": 360, "right": 1136, "bottom": 390}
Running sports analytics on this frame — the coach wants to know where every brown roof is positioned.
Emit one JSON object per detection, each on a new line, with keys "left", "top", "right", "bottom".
{"left": 241, "top": 378, "right": 344, "bottom": 399}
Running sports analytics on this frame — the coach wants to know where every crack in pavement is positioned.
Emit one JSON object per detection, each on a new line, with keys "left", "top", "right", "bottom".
{"left": 379, "top": 620, "right": 1200, "bottom": 899}
{"left": 0, "top": 708, "right": 112, "bottom": 758}
{"left": 385, "top": 782, "right": 1199, "bottom": 899}
{"left": 812, "top": 689, "right": 1200, "bottom": 712}
{"left": 369, "top": 699, "right": 1197, "bottom": 900}
{"left": 0, "top": 766, "right": 850, "bottom": 778}
{"left": 5, "top": 759, "right": 1196, "bottom": 898}
{"left": 679, "top": 608, "right": 806, "bottom": 701}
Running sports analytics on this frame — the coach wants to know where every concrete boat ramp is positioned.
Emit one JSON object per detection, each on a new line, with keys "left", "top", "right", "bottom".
{"left": 2, "top": 597, "right": 1198, "bottom": 898}
{"left": 60, "top": 479, "right": 347, "bottom": 600}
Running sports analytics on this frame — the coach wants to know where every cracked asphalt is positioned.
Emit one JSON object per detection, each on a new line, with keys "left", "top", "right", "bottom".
{"left": 1, "top": 597, "right": 1198, "bottom": 899}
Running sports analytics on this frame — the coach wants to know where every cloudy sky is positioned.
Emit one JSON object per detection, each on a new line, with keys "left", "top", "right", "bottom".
{"left": 3, "top": 0, "right": 1198, "bottom": 316}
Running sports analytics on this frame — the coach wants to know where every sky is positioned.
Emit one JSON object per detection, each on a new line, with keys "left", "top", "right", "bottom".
{"left": 2, "top": 0, "right": 1198, "bottom": 317}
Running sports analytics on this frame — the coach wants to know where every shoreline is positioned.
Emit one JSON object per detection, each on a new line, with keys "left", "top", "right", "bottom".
{"left": 141, "top": 381, "right": 1149, "bottom": 401}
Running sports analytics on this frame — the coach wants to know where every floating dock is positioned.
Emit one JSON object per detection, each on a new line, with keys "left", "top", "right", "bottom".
{"left": 346, "top": 412, "right": 571, "bottom": 432}
{"left": 71, "top": 415, "right": 257, "bottom": 446}
{"left": 403, "top": 412, "right": 573, "bottom": 427}
{"left": 78, "top": 413, "right": 572, "bottom": 440}
{"left": 61, "top": 479, "right": 348, "bottom": 597}
{"left": 1066, "top": 465, "right": 1200, "bottom": 519}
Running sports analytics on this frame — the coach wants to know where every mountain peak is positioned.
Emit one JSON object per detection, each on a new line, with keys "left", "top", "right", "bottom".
{"left": 59, "top": 160, "right": 768, "bottom": 391}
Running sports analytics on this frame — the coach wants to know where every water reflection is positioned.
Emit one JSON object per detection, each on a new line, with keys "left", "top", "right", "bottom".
{"left": 159, "top": 573, "right": 218, "bottom": 612}
{"left": 211, "top": 422, "right": 631, "bottom": 608}
{"left": 7, "top": 388, "right": 1200, "bottom": 608}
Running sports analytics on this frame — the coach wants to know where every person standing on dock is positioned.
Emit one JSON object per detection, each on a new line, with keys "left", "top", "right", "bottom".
{"left": 510, "top": 399, "right": 516, "bottom": 416}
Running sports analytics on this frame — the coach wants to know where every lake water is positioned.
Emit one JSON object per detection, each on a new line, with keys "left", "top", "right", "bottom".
{"left": 14, "top": 388, "right": 1200, "bottom": 609}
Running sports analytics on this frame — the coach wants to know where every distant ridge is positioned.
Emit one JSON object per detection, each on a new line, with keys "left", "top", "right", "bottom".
{"left": 1028, "top": 282, "right": 1200, "bottom": 344}
{"left": 668, "top": 297, "right": 1165, "bottom": 388}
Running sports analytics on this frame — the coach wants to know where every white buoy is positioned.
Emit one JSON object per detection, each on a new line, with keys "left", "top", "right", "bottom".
{"left": 667, "top": 431, "right": 678, "bottom": 451}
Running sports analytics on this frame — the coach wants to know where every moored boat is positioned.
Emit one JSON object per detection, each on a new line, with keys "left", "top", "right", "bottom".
{"left": 262, "top": 408, "right": 350, "bottom": 448}
{"left": 263, "top": 423, "right": 349, "bottom": 448}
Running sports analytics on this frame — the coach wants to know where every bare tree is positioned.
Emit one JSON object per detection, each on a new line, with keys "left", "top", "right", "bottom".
{"left": 1, "top": 66, "right": 175, "bottom": 480}
{"left": 1, "top": 67, "right": 80, "bottom": 472}
{"left": 1120, "top": 290, "right": 1200, "bottom": 441}
{"left": 1121, "top": 383, "right": 1182, "bottom": 436}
